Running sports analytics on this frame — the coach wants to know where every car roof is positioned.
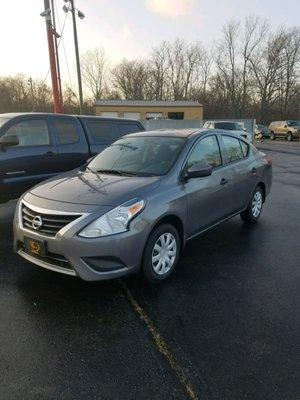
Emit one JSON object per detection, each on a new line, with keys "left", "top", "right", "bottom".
{"left": 126, "top": 128, "right": 204, "bottom": 138}
{"left": 0, "top": 112, "right": 142, "bottom": 124}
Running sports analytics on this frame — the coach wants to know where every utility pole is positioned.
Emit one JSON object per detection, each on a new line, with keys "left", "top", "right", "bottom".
{"left": 42, "top": 0, "right": 63, "bottom": 113}
{"left": 50, "top": 0, "right": 63, "bottom": 104}
{"left": 69, "top": 0, "right": 84, "bottom": 114}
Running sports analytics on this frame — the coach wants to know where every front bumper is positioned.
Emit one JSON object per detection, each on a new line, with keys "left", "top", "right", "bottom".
{"left": 14, "top": 198, "right": 149, "bottom": 281}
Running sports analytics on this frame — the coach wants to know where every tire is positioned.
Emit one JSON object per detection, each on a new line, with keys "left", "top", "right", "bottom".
{"left": 270, "top": 132, "right": 275, "bottom": 140}
{"left": 240, "top": 186, "right": 264, "bottom": 224}
{"left": 287, "top": 132, "right": 293, "bottom": 142}
{"left": 141, "top": 224, "right": 180, "bottom": 283}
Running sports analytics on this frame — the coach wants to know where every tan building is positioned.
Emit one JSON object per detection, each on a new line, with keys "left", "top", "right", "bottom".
{"left": 94, "top": 100, "right": 203, "bottom": 120}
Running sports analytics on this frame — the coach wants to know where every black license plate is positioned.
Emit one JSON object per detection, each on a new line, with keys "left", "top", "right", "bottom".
{"left": 24, "top": 237, "right": 46, "bottom": 257}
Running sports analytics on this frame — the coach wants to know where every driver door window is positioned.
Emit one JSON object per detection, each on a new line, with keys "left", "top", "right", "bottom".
{"left": 3, "top": 119, "right": 50, "bottom": 147}
{"left": 187, "top": 135, "right": 222, "bottom": 169}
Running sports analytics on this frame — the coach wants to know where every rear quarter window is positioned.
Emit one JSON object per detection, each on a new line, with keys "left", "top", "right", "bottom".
{"left": 240, "top": 141, "right": 249, "bottom": 157}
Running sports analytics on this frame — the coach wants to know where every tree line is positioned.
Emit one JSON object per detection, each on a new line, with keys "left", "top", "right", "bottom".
{"left": 0, "top": 16, "right": 299, "bottom": 123}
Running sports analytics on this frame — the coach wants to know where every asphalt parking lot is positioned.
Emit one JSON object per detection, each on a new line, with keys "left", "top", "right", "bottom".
{"left": 0, "top": 140, "right": 299, "bottom": 400}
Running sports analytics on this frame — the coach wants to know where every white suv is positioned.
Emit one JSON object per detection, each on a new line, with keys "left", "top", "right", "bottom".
{"left": 203, "top": 121, "right": 251, "bottom": 141}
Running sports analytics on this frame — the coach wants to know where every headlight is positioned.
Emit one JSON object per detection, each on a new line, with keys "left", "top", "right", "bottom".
{"left": 78, "top": 198, "right": 145, "bottom": 238}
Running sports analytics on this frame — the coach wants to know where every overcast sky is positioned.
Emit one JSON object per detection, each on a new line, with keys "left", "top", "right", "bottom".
{"left": 0, "top": 0, "right": 299, "bottom": 87}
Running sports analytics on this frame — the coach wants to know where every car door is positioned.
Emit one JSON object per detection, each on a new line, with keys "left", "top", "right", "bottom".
{"left": 183, "top": 134, "right": 233, "bottom": 237}
{"left": 51, "top": 116, "right": 90, "bottom": 172}
{"left": 0, "top": 115, "right": 58, "bottom": 199}
{"left": 220, "top": 134, "right": 258, "bottom": 213}
{"left": 276, "top": 121, "right": 284, "bottom": 136}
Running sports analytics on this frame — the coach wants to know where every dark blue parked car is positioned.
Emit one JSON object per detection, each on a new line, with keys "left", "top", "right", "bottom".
{"left": 0, "top": 113, "right": 144, "bottom": 203}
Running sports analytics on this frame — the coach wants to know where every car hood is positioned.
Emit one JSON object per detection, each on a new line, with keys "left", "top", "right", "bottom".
{"left": 29, "top": 169, "right": 161, "bottom": 206}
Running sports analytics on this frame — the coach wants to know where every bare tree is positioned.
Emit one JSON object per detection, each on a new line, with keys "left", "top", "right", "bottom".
{"left": 81, "top": 48, "right": 109, "bottom": 100}
{"left": 216, "top": 20, "right": 242, "bottom": 116}
{"left": 280, "top": 27, "right": 300, "bottom": 116}
{"left": 0, "top": 17, "right": 299, "bottom": 122}
{"left": 110, "top": 59, "right": 149, "bottom": 99}
{"left": 147, "top": 41, "right": 170, "bottom": 100}
{"left": 240, "top": 16, "right": 269, "bottom": 114}
{"left": 248, "top": 29, "right": 287, "bottom": 121}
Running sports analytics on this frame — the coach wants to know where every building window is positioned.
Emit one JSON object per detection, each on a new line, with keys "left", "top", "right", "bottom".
{"left": 146, "top": 112, "right": 163, "bottom": 120}
{"left": 168, "top": 112, "right": 184, "bottom": 120}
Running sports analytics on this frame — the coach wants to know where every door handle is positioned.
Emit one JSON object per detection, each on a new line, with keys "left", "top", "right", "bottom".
{"left": 45, "top": 151, "right": 56, "bottom": 157}
{"left": 220, "top": 178, "right": 229, "bottom": 185}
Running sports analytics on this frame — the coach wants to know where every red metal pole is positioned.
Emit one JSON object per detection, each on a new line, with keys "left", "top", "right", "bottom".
{"left": 43, "top": 0, "right": 63, "bottom": 113}
{"left": 50, "top": 0, "right": 64, "bottom": 112}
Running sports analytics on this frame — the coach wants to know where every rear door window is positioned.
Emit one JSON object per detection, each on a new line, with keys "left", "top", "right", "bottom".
{"left": 222, "top": 135, "right": 244, "bottom": 163}
{"left": 2, "top": 119, "right": 50, "bottom": 147}
{"left": 119, "top": 124, "right": 142, "bottom": 136}
{"left": 86, "top": 120, "right": 119, "bottom": 143}
{"left": 53, "top": 119, "right": 79, "bottom": 145}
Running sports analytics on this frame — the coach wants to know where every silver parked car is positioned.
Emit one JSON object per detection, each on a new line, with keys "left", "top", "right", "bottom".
{"left": 14, "top": 129, "right": 272, "bottom": 282}
{"left": 203, "top": 121, "right": 251, "bottom": 141}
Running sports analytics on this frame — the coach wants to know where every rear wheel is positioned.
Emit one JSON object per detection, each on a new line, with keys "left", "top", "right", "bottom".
{"left": 287, "top": 132, "right": 293, "bottom": 142}
{"left": 270, "top": 132, "right": 275, "bottom": 140}
{"left": 240, "top": 186, "right": 263, "bottom": 224}
{"left": 141, "top": 224, "right": 180, "bottom": 283}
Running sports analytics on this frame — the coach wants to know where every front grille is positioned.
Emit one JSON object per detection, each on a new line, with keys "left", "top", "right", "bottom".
{"left": 21, "top": 203, "right": 81, "bottom": 237}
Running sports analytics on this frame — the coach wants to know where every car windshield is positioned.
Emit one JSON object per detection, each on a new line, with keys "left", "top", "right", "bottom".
{"left": 288, "top": 120, "right": 300, "bottom": 127}
{"left": 87, "top": 136, "right": 186, "bottom": 176}
{"left": 214, "top": 122, "right": 240, "bottom": 130}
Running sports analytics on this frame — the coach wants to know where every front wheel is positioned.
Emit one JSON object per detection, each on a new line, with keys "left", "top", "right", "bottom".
{"left": 287, "top": 132, "right": 293, "bottom": 142}
{"left": 141, "top": 224, "right": 180, "bottom": 283}
{"left": 240, "top": 187, "right": 264, "bottom": 224}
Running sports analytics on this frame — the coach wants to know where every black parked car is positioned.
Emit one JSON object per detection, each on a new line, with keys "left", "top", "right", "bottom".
{"left": 0, "top": 113, "right": 145, "bottom": 203}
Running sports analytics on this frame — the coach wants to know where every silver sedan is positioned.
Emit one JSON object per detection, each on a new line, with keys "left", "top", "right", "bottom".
{"left": 14, "top": 129, "right": 272, "bottom": 282}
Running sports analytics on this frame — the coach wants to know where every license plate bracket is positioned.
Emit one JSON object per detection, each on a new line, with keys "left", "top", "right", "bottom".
{"left": 24, "top": 237, "right": 46, "bottom": 257}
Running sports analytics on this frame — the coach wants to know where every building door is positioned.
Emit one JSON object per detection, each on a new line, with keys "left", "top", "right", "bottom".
{"left": 124, "top": 112, "right": 141, "bottom": 120}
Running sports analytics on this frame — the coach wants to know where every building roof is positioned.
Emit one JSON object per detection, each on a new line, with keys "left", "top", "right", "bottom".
{"left": 94, "top": 100, "right": 203, "bottom": 107}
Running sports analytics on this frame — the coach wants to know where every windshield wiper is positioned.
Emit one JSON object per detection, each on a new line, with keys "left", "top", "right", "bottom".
{"left": 96, "top": 169, "right": 138, "bottom": 176}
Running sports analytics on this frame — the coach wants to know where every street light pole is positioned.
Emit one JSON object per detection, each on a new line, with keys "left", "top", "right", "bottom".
{"left": 69, "top": 0, "right": 84, "bottom": 114}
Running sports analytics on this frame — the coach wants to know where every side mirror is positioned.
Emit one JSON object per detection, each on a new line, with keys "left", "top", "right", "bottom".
{"left": 0, "top": 135, "right": 19, "bottom": 147}
{"left": 284, "top": 124, "right": 288, "bottom": 128}
{"left": 243, "top": 128, "right": 247, "bottom": 131}
{"left": 185, "top": 162, "right": 213, "bottom": 179}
